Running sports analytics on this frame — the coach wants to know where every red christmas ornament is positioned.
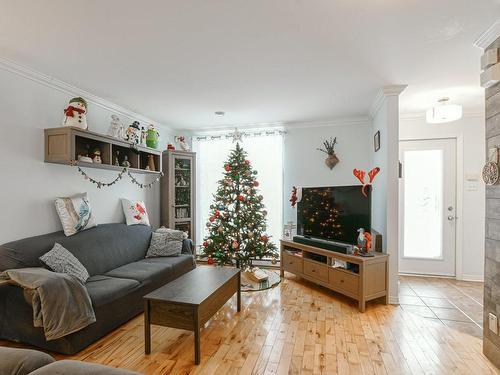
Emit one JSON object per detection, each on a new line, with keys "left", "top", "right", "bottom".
{"left": 253, "top": 181, "right": 259, "bottom": 187}
{"left": 203, "top": 241, "right": 209, "bottom": 247}
{"left": 224, "top": 164, "right": 231, "bottom": 171}
{"left": 209, "top": 216, "right": 215, "bottom": 222}
{"left": 207, "top": 255, "right": 214, "bottom": 265}
{"left": 245, "top": 159, "right": 251, "bottom": 165}
{"left": 214, "top": 210, "right": 220, "bottom": 217}
{"left": 238, "top": 195, "right": 245, "bottom": 201}
{"left": 260, "top": 235, "right": 269, "bottom": 242}
{"left": 232, "top": 240, "right": 239, "bottom": 249}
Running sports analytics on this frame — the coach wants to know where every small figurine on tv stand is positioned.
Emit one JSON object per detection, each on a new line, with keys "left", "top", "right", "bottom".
{"left": 355, "top": 228, "right": 374, "bottom": 257}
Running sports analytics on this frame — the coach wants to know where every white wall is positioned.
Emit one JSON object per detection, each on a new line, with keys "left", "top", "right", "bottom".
{"left": 283, "top": 122, "right": 372, "bottom": 224}
{"left": 0, "top": 68, "right": 173, "bottom": 244}
{"left": 399, "top": 114, "right": 486, "bottom": 280}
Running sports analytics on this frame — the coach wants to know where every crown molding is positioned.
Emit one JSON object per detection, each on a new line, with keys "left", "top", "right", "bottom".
{"left": 400, "top": 111, "right": 484, "bottom": 121}
{"left": 283, "top": 116, "right": 370, "bottom": 130}
{"left": 473, "top": 20, "right": 500, "bottom": 50}
{"left": 183, "top": 116, "right": 371, "bottom": 136}
{"left": 0, "top": 56, "right": 174, "bottom": 134}
{"left": 369, "top": 85, "right": 408, "bottom": 119}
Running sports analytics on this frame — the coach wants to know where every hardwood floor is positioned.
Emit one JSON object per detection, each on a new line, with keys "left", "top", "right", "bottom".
{"left": 2, "top": 272, "right": 498, "bottom": 374}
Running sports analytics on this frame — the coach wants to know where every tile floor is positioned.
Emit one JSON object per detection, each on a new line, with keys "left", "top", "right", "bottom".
{"left": 399, "top": 275, "right": 484, "bottom": 338}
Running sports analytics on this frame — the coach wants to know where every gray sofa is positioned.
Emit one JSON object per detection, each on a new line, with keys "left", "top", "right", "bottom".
{"left": 0, "top": 223, "right": 196, "bottom": 355}
{"left": 0, "top": 346, "right": 141, "bottom": 374}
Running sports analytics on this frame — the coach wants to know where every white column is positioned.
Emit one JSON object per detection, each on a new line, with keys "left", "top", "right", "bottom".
{"left": 370, "top": 85, "right": 407, "bottom": 304}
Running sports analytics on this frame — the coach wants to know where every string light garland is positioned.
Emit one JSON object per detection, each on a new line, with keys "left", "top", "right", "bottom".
{"left": 127, "top": 170, "right": 164, "bottom": 189}
{"left": 76, "top": 166, "right": 163, "bottom": 189}
{"left": 194, "top": 129, "right": 286, "bottom": 142}
{"left": 77, "top": 167, "right": 126, "bottom": 188}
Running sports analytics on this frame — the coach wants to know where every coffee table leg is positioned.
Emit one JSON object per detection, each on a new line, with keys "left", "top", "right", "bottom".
{"left": 194, "top": 307, "right": 200, "bottom": 364}
{"left": 144, "top": 300, "right": 151, "bottom": 355}
{"left": 237, "top": 272, "right": 241, "bottom": 312}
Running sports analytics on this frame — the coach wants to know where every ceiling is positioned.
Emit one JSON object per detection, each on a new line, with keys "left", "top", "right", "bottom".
{"left": 1, "top": 1, "right": 498, "bottom": 130}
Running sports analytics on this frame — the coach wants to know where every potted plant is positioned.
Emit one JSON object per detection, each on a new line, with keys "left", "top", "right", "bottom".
{"left": 317, "top": 137, "right": 339, "bottom": 169}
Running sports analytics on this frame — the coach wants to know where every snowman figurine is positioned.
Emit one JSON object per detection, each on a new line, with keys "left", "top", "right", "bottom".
{"left": 63, "top": 97, "right": 88, "bottom": 130}
{"left": 108, "top": 115, "right": 124, "bottom": 139}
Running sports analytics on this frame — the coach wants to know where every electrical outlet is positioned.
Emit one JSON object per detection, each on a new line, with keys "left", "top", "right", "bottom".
{"left": 489, "top": 313, "right": 498, "bottom": 334}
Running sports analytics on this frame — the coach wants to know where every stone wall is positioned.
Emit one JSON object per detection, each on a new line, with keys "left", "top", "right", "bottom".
{"left": 484, "top": 37, "right": 500, "bottom": 368}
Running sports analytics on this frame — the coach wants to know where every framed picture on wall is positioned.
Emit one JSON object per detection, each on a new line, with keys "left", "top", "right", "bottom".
{"left": 374, "top": 131, "right": 380, "bottom": 152}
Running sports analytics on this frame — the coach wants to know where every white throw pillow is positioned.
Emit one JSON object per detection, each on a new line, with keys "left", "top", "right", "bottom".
{"left": 121, "top": 199, "right": 150, "bottom": 226}
{"left": 54, "top": 193, "right": 97, "bottom": 237}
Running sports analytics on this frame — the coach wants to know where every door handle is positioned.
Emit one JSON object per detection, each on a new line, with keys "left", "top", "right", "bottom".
{"left": 447, "top": 215, "right": 455, "bottom": 221}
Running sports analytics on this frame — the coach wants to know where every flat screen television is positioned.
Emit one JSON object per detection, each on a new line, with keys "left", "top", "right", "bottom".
{"left": 296, "top": 185, "right": 371, "bottom": 245}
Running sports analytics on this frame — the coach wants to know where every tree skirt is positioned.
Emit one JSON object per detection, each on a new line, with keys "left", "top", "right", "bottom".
{"left": 241, "top": 269, "right": 281, "bottom": 292}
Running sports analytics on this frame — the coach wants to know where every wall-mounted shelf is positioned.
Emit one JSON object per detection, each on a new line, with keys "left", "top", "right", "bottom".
{"left": 44, "top": 127, "right": 162, "bottom": 175}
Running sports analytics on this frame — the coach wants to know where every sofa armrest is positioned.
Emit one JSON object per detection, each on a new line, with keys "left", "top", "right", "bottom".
{"left": 181, "top": 239, "right": 194, "bottom": 255}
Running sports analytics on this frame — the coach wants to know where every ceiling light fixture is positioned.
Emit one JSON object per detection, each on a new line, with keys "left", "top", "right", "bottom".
{"left": 215, "top": 111, "right": 225, "bottom": 116}
{"left": 425, "top": 97, "right": 462, "bottom": 124}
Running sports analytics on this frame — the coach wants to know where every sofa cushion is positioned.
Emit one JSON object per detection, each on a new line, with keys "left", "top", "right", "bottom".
{"left": 104, "top": 261, "right": 174, "bottom": 286}
{"left": 85, "top": 275, "right": 141, "bottom": 307}
{"left": 141, "top": 254, "right": 196, "bottom": 278}
{"left": 29, "top": 360, "right": 141, "bottom": 375}
{"left": 0, "top": 224, "right": 153, "bottom": 275}
{"left": 0, "top": 347, "right": 55, "bottom": 375}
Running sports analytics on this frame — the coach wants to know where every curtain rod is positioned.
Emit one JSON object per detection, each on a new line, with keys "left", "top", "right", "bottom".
{"left": 194, "top": 129, "right": 286, "bottom": 142}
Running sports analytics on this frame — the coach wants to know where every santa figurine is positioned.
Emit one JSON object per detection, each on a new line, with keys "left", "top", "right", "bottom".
{"left": 63, "top": 97, "right": 88, "bottom": 130}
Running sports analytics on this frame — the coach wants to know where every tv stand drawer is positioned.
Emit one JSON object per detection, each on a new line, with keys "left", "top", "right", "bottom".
{"left": 282, "top": 252, "right": 303, "bottom": 274}
{"left": 330, "top": 269, "right": 359, "bottom": 296}
{"left": 303, "top": 260, "right": 329, "bottom": 283}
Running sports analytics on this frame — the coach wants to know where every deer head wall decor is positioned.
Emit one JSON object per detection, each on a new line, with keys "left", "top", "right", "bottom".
{"left": 317, "top": 137, "right": 339, "bottom": 169}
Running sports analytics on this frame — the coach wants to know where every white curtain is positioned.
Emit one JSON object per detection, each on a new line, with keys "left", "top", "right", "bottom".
{"left": 193, "top": 134, "right": 283, "bottom": 253}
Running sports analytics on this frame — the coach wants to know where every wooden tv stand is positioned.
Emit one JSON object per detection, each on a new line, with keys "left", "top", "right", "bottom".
{"left": 280, "top": 240, "right": 389, "bottom": 312}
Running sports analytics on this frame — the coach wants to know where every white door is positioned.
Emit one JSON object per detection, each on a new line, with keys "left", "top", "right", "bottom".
{"left": 399, "top": 139, "right": 457, "bottom": 276}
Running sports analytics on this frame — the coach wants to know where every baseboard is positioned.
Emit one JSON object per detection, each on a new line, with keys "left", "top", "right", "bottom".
{"left": 388, "top": 296, "right": 399, "bottom": 305}
{"left": 399, "top": 272, "right": 484, "bottom": 282}
{"left": 399, "top": 272, "right": 455, "bottom": 279}
{"left": 460, "top": 274, "right": 484, "bottom": 282}
{"left": 484, "top": 337, "right": 500, "bottom": 370}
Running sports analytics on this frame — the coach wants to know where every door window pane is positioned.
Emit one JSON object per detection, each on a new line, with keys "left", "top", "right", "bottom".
{"left": 403, "top": 149, "right": 443, "bottom": 259}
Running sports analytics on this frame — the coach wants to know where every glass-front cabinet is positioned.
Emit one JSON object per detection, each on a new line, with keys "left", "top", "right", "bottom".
{"left": 161, "top": 150, "right": 196, "bottom": 244}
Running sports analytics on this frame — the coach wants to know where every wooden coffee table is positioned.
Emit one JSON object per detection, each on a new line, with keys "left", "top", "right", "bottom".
{"left": 143, "top": 267, "right": 241, "bottom": 364}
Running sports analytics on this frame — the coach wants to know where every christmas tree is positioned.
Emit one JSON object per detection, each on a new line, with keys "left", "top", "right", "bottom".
{"left": 202, "top": 143, "right": 278, "bottom": 268}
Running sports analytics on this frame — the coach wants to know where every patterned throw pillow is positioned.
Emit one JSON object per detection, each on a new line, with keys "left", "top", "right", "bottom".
{"left": 146, "top": 227, "right": 184, "bottom": 258}
{"left": 40, "top": 243, "right": 90, "bottom": 284}
{"left": 55, "top": 193, "right": 97, "bottom": 236}
{"left": 121, "top": 199, "right": 150, "bottom": 226}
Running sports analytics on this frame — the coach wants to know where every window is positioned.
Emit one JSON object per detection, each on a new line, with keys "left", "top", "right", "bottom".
{"left": 403, "top": 149, "right": 444, "bottom": 259}
{"left": 193, "top": 134, "right": 283, "bottom": 254}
